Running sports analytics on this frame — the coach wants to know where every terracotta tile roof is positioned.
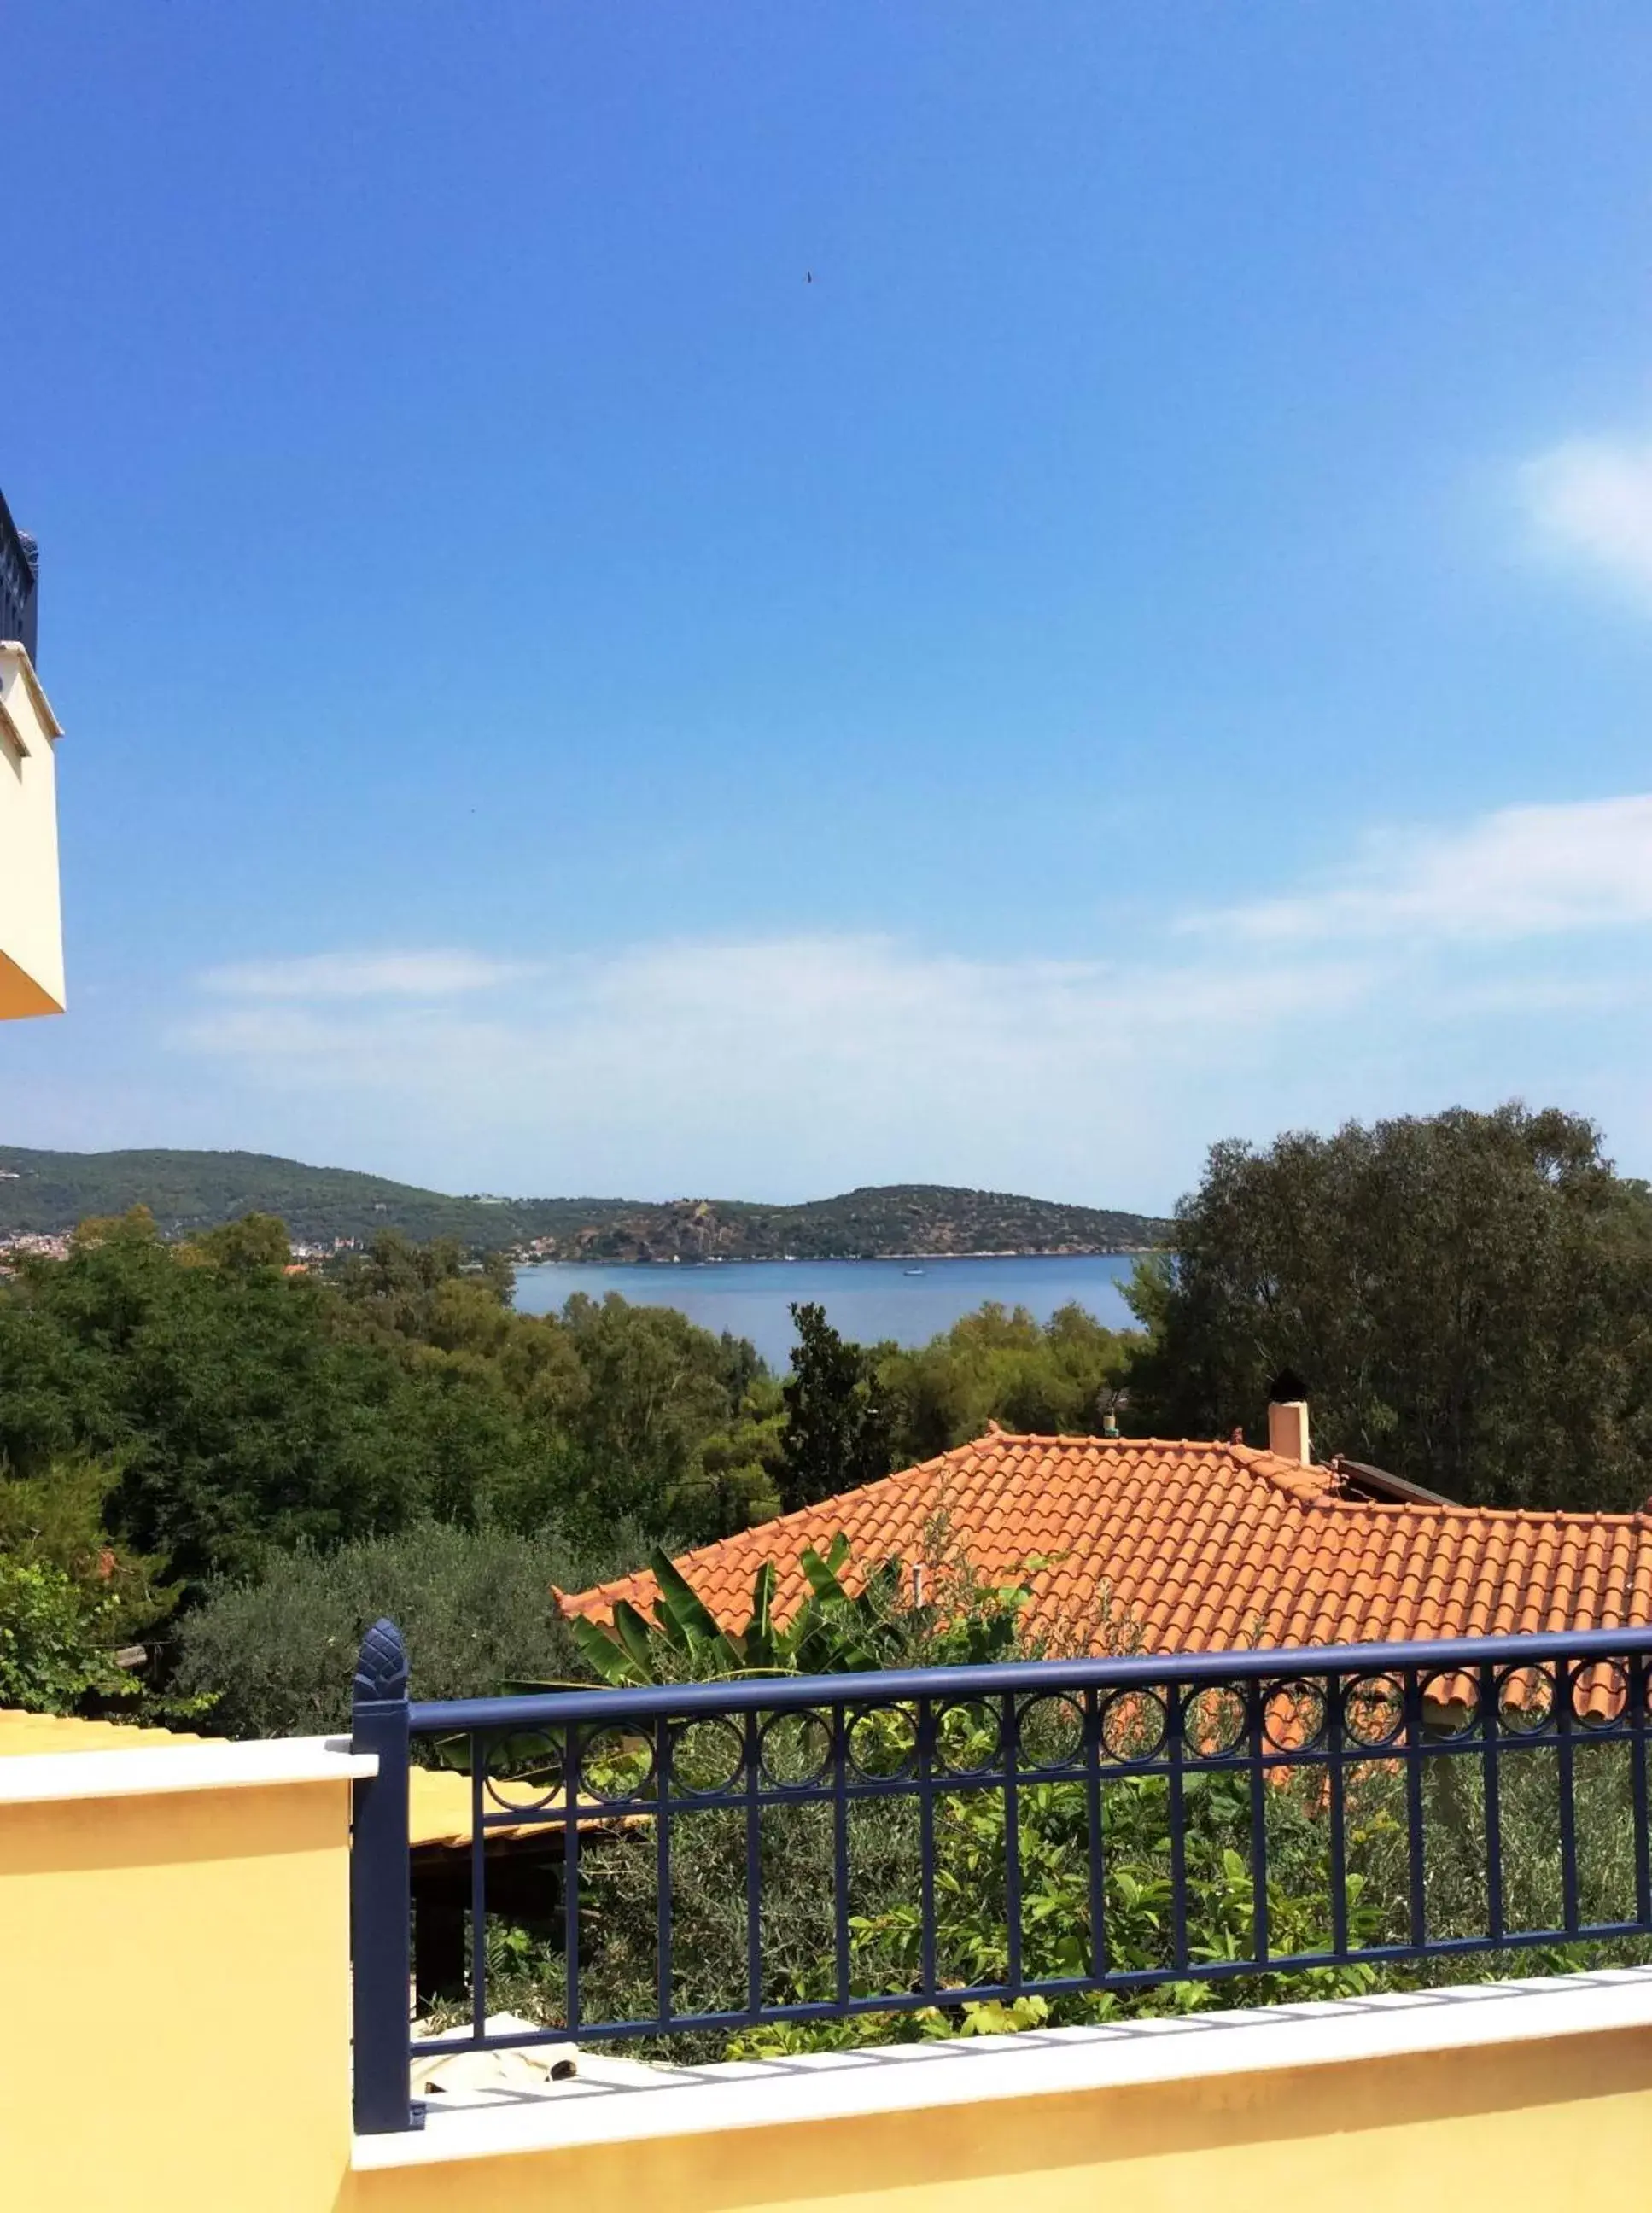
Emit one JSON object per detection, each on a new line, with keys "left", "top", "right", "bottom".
{"left": 560, "top": 1431, "right": 1652, "bottom": 1658}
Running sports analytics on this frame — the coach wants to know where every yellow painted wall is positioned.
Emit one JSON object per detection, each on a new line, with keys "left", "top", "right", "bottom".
{"left": 0, "top": 644, "right": 65, "bottom": 1018}
{"left": 358, "top": 2031, "right": 1652, "bottom": 2213}
{"left": 5, "top": 1757, "right": 1652, "bottom": 2213}
{"left": 0, "top": 1778, "right": 356, "bottom": 2213}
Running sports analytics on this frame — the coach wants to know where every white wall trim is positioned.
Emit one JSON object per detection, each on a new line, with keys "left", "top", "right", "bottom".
{"left": 355, "top": 1967, "right": 1652, "bottom": 2171}
{"left": 0, "top": 1733, "right": 376, "bottom": 1805}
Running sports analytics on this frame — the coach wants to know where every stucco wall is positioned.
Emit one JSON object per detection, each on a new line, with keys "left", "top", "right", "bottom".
{"left": 0, "top": 1755, "right": 359, "bottom": 2213}
{"left": 359, "top": 2029, "right": 1652, "bottom": 2213}
{"left": 3, "top": 1737, "right": 1651, "bottom": 2213}
{"left": 0, "top": 643, "right": 65, "bottom": 1016}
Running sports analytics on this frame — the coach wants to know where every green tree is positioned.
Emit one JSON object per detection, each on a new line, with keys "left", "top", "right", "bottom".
{"left": 179, "top": 1211, "right": 292, "bottom": 1274}
{"left": 552, "top": 1293, "right": 756, "bottom": 1530}
{"left": 664, "top": 1372, "right": 787, "bottom": 1544}
{"left": 778, "top": 1303, "right": 894, "bottom": 1513}
{"left": 327, "top": 1229, "right": 515, "bottom": 1341}
{"left": 0, "top": 1451, "right": 175, "bottom": 1652}
{"left": 1125, "top": 1104, "right": 1652, "bottom": 1510}
{"left": 0, "top": 1556, "right": 131, "bottom": 1714}
{"left": 878, "top": 1301, "right": 1136, "bottom": 1464}
{"left": 0, "top": 1208, "right": 778, "bottom": 1595}
{"left": 0, "top": 1211, "right": 437, "bottom": 1584}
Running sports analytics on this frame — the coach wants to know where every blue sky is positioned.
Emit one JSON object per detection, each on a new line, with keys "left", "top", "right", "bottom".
{"left": 8, "top": 4, "right": 1652, "bottom": 1209}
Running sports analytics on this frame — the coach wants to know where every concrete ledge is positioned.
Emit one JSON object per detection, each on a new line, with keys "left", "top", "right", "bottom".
{"left": 0, "top": 1733, "right": 376, "bottom": 1805}
{"left": 0, "top": 639, "right": 62, "bottom": 738}
{"left": 354, "top": 1967, "right": 1652, "bottom": 2170}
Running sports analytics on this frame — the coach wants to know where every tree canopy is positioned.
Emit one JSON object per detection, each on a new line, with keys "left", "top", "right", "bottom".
{"left": 779, "top": 1302, "right": 895, "bottom": 1512}
{"left": 1126, "top": 1104, "right": 1652, "bottom": 1511}
{"left": 0, "top": 1213, "right": 768, "bottom": 1599}
{"left": 876, "top": 1300, "right": 1134, "bottom": 1465}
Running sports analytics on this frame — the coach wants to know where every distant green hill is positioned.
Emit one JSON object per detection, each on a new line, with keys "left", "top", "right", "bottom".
{"left": 0, "top": 1146, "right": 1172, "bottom": 1260}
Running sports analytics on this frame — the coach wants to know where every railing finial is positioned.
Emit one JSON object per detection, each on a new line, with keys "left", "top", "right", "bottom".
{"left": 354, "top": 1617, "right": 408, "bottom": 1706}
{"left": 349, "top": 1616, "right": 417, "bottom": 2134}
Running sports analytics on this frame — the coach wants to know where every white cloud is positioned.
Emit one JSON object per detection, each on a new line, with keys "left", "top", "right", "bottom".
{"left": 1520, "top": 432, "right": 1652, "bottom": 604}
{"left": 1193, "top": 795, "right": 1652, "bottom": 945}
{"left": 175, "top": 932, "right": 1375, "bottom": 1202}
{"left": 171, "top": 791, "right": 1652, "bottom": 1200}
{"left": 199, "top": 949, "right": 528, "bottom": 1000}
{"left": 183, "top": 934, "right": 1370, "bottom": 1089}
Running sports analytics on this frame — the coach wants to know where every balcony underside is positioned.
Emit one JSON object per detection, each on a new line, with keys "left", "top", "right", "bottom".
{"left": 0, "top": 945, "right": 65, "bottom": 1018}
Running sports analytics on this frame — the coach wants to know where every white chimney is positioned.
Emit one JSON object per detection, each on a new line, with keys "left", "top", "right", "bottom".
{"left": 1267, "top": 1398, "right": 1311, "bottom": 1464}
{"left": 1266, "top": 1370, "right": 1311, "bottom": 1463}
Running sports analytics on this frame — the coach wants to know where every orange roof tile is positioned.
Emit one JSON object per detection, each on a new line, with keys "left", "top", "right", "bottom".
{"left": 560, "top": 1433, "right": 1652, "bottom": 1659}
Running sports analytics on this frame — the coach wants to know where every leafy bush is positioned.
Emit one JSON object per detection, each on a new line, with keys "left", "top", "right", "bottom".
{"left": 449, "top": 1715, "right": 1652, "bottom": 2063}
{"left": 520, "top": 1712, "right": 1382, "bottom": 2060}
{"left": 568, "top": 1524, "right": 1036, "bottom": 1688}
{"left": 0, "top": 1451, "right": 176, "bottom": 1650}
{"left": 661, "top": 1374, "right": 786, "bottom": 1543}
{"left": 168, "top": 1521, "right": 633, "bottom": 1737}
{"left": 426, "top": 1538, "right": 1379, "bottom": 2053}
{"left": 0, "top": 1556, "right": 131, "bottom": 1714}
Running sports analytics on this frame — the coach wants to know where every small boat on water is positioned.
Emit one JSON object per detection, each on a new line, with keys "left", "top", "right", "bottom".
{"left": 902, "top": 1267, "right": 925, "bottom": 1276}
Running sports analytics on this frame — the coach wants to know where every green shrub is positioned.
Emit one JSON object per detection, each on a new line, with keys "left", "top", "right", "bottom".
{"left": 568, "top": 1523, "right": 1038, "bottom": 1689}
{"left": 167, "top": 1521, "right": 635, "bottom": 1738}
{"left": 0, "top": 1556, "right": 131, "bottom": 1714}
{"left": 0, "top": 1451, "right": 176, "bottom": 1650}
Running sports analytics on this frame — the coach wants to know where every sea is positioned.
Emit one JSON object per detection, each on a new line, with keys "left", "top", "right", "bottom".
{"left": 511, "top": 1252, "right": 1141, "bottom": 1369}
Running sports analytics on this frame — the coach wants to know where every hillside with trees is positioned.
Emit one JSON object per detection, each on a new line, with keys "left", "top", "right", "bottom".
{"left": 0, "top": 1146, "right": 1170, "bottom": 1257}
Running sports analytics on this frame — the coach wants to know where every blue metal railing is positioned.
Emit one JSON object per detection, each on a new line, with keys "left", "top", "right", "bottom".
{"left": 348, "top": 1621, "right": 1652, "bottom": 2133}
{"left": 0, "top": 485, "right": 38, "bottom": 668}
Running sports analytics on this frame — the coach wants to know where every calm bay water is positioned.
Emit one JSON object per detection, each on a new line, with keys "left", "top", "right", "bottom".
{"left": 512, "top": 1252, "right": 1141, "bottom": 1368}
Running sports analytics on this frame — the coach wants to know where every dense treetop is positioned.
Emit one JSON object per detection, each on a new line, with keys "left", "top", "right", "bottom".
{"left": 0, "top": 1214, "right": 766, "bottom": 1592}
{"left": 1125, "top": 1105, "right": 1652, "bottom": 1513}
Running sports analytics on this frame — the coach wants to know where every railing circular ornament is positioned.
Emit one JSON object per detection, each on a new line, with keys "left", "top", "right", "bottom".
{"left": 482, "top": 1728, "right": 567, "bottom": 1813}
{"left": 848, "top": 1702, "right": 919, "bottom": 1780}
{"left": 1184, "top": 1682, "right": 1248, "bottom": 1760}
{"left": 1417, "top": 1668, "right": 1480, "bottom": 1740}
{"left": 1262, "top": 1678, "right": 1328, "bottom": 1753}
{"left": 1495, "top": 1662, "right": 1557, "bottom": 1737}
{"left": 577, "top": 1722, "right": 658, "bottom": 1802}
{"left": 932, "top": 1699, "right": 1003, "bottom": 1775}
{"left": 1340, "top": 1672, "right": 1406, "bottom": 1749}
{"left": 669, "top": 1715, "right": 748, "bottom": 1798}
{"left": 757, "top": 1708, "right": 835, "bottom": 1789}
{"left": 1568, "top": 1657, "right": 1630, "bottom": 1731}
{"left": 1015, "top": 1692, "right": 1087, "bottom": 1773}
{"left": 1098, "top": 1687, "right": 1168, "bottom": 1764}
